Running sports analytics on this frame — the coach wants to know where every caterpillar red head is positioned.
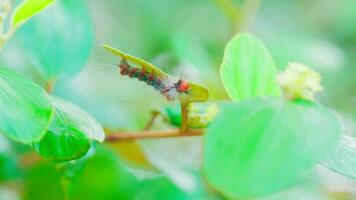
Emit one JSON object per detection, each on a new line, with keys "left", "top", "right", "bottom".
{"left": 176, "top": 79, "right": 190, "bottom": 93}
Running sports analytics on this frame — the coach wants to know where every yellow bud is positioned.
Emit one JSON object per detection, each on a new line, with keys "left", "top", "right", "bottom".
{"left": 278, "top": 62, "right": 323, "bottom": 101}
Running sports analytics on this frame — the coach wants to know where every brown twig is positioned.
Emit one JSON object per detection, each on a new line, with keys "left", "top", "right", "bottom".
{"left": 143, "top": 111, "right": 160, "bottom": 130}
{"left": 105, "top": 129, "right": 205, "bottom": 142}
{"left": 44, "top": 79, "right": 56, "bottom": 93}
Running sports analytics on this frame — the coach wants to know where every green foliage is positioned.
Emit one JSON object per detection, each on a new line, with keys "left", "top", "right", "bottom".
{"left": 204, "top": 98, "right": 342, "bottom": 199}
{"left": 68, "top": 146, "right": 139, "bottom": 200}
{"left": 15, "top": 0, "right": 93, "bottom": 78}
{"left": 32, "top": 97, "right": 105, "bottom": 162}
{"left": 220, "top": 33, "right": 281, "bottom": 101}
{"left": 0, "top": 0, "right": 356, "bottom": 199}
{"left": 23, "top": 161, "right": 65, "bottom": 200}
{"left": 165, "top": 105, "right": 182, "bottom": 127}
{"left": 322, "top": 135, "right": 356, "bottom": 179}
{"left": 11, "top": 0, "right": 55, "bottom": 28}
{"left": 136, "top": 177, "right": 195, "bottom": 200}
{"left": 0, "top": 67, "right": 53, "bottom": 143}
{"left": 0, "top": 153, "right": 18, "bottom": 181}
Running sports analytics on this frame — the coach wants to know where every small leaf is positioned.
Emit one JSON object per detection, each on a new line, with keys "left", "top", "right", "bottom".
{"left": 204, "top": 98, "right": 341, "bottom": 199}
{"left": 11, "top": 0, "right": 55, "bottom": 28}
{"left": 103, "top": 44, "right": 170, "bottom": 77}
{"left": 0, "top": 67, "right": 53, "bottom": 143}
{"left": 187, "top": 83, "right": 209, "bottom": 103}
{"left": 15, "top": 0, "right": 93, "bottom": 78}
{"left": 33, "top": 97, "right": 105, "bottom": 162}
{"left": 103, "top": 44, "right": 209, "bottom": 102}
{"left": 322, "top": 135, "right": 356, "bottom": 179}
{"left": 220, "top": 33, "right": 281, "bottom": 101}
{"left": 165, "top": 105, "right": 182, "bottom": 127}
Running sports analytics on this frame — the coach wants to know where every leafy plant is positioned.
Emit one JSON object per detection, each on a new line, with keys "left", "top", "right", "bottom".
{"left": 220, "top": 33, "right": 281, "bottom": 101}
{"left": 0, "top": 0, "right": 103, "bottom": 162}
{"left": 0, "top": 66, "right": 53, "bottom": 143}
{"left": 0, "top": 0, "right": 54, "bottom": 48}
{"left": 0, "top": 1, "right": 355, "bottom": 200}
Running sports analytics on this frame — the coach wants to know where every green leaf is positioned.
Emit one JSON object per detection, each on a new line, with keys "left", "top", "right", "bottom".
{"left": 165, "top": 105, "right": 182, "bottom": 127}
{"left": 204, "top": 98, "right": 341, "bottom": 199}
{"left": 0, "top": 135, "right": 20, "bottom": 181}
{"left": 103, "top": 44, "right": 209, "bottom": 103}
{"left": 0, "top": 67, "right": 53, "bottom": 143}
{"left": 15, "top": 0, "right": 93, "bottom": 78}
{"left": 23, "top": 161, "right": 65, "bottom": 200}
{"left": 220, "top": 33, "right": 281, "bottom": 101}
{"left": 321, "top": 135, "right": 356, "bottom": 179}
{"left": 32, "top": 97, "right": 105, "bottom": 162}
{"left": 11, "top": 0, "right": 55, "bottom": 28}
{"left": 68, "top": 146, "right": 139, "bottom": 200}
{"left": 103, "top": 44, "right": 171, "bottom": 78}
{"left": 136, "top": 177, "right": 204, "bottom": 200}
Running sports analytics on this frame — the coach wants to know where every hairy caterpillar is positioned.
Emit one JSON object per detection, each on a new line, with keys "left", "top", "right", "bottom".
{"left": 118, "top": 59, "right": 190, "bottom": 101}
{"left": 103, "top": 44, "right": 209, "bottom": 103}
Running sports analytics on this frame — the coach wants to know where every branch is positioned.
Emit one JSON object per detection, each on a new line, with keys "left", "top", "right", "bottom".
{"left": 44, "top": 79, "right": 56, "bottom": 93}
{"left": 180, "top": 100, "right": 189, "bottom": 134}
{"left": 105, "top": 129, "right": 205, "bottom": 142}
{"left": 143, "top": 110, "right": 160, "bottom": 130}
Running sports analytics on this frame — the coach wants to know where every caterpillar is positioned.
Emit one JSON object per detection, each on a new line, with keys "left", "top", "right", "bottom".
{"left": 118, "top": 59, "right": 190, "bottom": 101}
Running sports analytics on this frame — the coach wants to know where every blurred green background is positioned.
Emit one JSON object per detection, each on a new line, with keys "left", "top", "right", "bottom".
{"left": 0, "top": 0, "right": 356, "bottom": 199}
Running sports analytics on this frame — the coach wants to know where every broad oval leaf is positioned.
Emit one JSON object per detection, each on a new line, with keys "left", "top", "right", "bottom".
{"left": 321, "top": 135, "right": 356, "bottom": 179}
{"left": 220, "top": 33, "right": 281, "bottom": 101}
{"left": 16, "top": 0, "right": 93, "bottom": 78}
{"left": 11, "top": 0, "right": 55, "bottom": 28}
{"left": 103, "top": 44, "right": 209, "bottom": 102}
{"left": 32, "top": 97, "right": 105, "bottom": 162}
{"left": 0, "top": 67, "right": 53, "bottom": 143}
{"left": 204, "top": 99, "right": 341, "bottom": 199}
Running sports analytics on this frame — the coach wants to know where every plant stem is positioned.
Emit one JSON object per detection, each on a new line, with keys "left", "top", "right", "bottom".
{"left": 180, "top": 100, "right": 189, "bottom": 134}
{"left": 143, "top": 111, "right": 160, "bottom": 130}
{"left": 214, "top": 0, "right": 241, "bottom": 35}
{"left": 105, "top": 129, "right": 204, "bottom": 142}
{"left": 214, "top": 0, "right": 261, "bottom": 35}
{"left": 0, "top": 0, "right": 11, "bottom": 49}
{"left": 45, "top": 79, "right": 56, "bottom": 93}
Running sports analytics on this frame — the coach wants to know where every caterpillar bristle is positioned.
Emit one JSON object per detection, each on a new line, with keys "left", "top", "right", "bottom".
{"left": 117, "top": 58, "right": 189, "bottom": 101}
